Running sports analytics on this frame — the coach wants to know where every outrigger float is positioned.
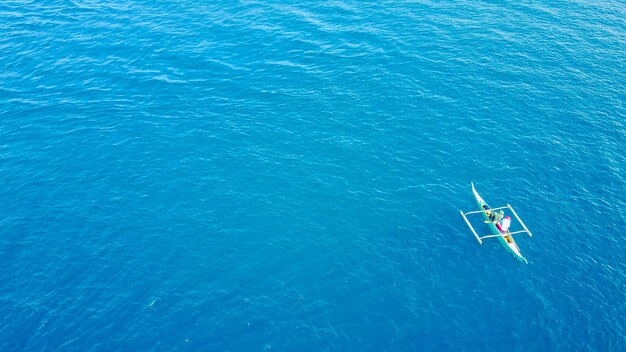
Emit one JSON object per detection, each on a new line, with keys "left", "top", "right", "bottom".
{"left": 460, "top": 182, "right": 533, "bottom": 264}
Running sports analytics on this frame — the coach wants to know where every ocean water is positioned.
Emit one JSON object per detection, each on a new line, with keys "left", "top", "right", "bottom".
{"left": 1, "top": 0, "right": 624, "bottom": 351}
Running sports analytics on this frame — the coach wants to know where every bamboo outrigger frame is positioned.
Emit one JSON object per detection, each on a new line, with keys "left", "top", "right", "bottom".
{"left": 460, "top": 204, "right": 533, "bottom": 244}
{"left": 460, "top": 182, "right": 534, "bottom": 263}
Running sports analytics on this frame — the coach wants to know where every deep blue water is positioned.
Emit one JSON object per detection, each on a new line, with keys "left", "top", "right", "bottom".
{"left": 1, "top": 0, "right": 625, "bottom": 351}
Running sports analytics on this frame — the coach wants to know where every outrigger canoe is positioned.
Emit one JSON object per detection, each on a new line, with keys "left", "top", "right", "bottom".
{"left": 460, "top": 182, "right": 533, "bottom": 263}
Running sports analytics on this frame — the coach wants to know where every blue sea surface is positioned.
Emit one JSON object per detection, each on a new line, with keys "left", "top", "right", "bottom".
{"left": 1, "top": 1, "right": 624, "bottom": 351}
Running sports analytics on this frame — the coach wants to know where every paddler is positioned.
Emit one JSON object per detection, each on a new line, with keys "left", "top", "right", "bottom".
{"left": 501, "top": 216, "right": 512, "bottom": 232}
{"left": 492, "top": 211, "right": 505, "bottom": 232}
{"left": 493, "top": 210, "right": 504, "bottom": 223}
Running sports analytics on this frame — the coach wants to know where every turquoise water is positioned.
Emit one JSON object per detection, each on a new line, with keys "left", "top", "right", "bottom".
{"left": 1, "top": 1, "right": 624, "bottom": 351}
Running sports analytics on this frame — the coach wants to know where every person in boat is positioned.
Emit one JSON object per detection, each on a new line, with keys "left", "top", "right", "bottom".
{"left": 488, "top": 209, "right": 504, "bottom": 223}
{"left": 501, "top": 215, "right": 512, "bottom": 232}
{"left": 491, "top": 210, "right": 505, "bottom": 232}
{"left": 483, "top": 206, "right": 503, "bottom": 223}
{"left": 495, "top": 214, "right": 512, "bottom": 233}
{"left": 482, "top": 206, "right": 495, "bottom": 220}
